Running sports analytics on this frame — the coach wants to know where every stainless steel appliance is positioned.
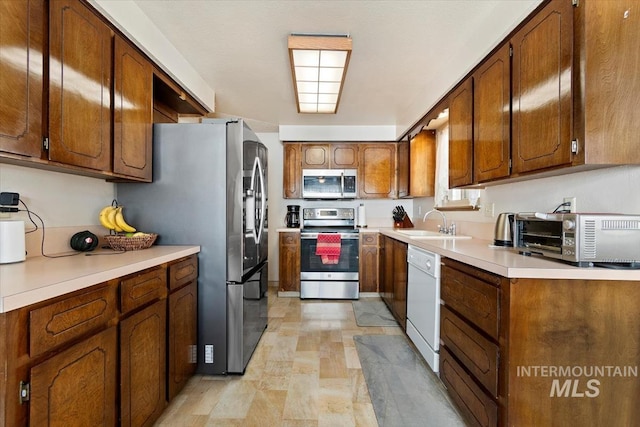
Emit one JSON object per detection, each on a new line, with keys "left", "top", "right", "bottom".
{"left": 300, "top": 207, "right": 359, "bottom": 299}
{"left": 117, "top": 119, "right": 268, "bottom": 375}
{"left": 514, "top": 212, "right": 640, "bottom": 267}
{"left": 285, "top": 205, "right": 300, "bottom": 228}
{"left": 494, "top": 212, "right": 515, "bottom": 246}
{"left": 406, "top": 245, "right": 441, "bottom": 373}
{"left": 302, "top": 169, "right": 357, "bottom": 199}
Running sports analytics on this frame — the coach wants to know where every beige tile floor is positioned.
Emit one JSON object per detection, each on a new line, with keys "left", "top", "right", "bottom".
{"left": 154, "top": 283, "right": 404, "bottom": 426}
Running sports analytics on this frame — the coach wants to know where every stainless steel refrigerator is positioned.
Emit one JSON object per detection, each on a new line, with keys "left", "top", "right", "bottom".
{"left": 116, "top": 119, "right": 268, "bottom": 375}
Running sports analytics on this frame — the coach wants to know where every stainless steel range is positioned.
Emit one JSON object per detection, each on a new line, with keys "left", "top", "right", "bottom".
{"left": 300, "top": 207, "right": 359, "bottom": 299}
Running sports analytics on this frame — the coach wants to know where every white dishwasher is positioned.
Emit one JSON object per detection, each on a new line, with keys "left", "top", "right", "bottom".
{"left": 406, "top": 245, "right": 441, "bottom": 373}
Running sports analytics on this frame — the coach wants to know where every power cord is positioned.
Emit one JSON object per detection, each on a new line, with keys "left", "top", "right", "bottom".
{"left": 19, "top": 200, "right": 124, "bottom": 258}
{"left": 552, "top": 201, "right": 572, "bottom": 213}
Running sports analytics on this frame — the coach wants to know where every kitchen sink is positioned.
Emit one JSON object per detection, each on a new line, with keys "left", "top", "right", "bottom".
{"left": 395, "top": 229, "right": 471, "bottom": 240}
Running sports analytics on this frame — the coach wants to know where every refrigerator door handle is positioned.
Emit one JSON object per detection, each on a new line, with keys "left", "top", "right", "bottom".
{"left": 245, "top": 189, "right": 255, "bottom": 236}
{"left": 255, "top": 156, "right": 266, "bottom": 244}
{"left": 248, "top": 156, "right": 265, "bottom": 245}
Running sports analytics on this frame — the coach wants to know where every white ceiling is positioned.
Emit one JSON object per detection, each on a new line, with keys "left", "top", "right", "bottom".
{"left": 131, "top": 0, "right": 542, "bottom": 136}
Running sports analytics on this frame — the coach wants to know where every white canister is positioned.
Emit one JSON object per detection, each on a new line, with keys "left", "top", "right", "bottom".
{"left": 356, "top": 203, "right": 367, "bottom": 228}
{"left": 0, "top": 220, "right": 26, "bottom": 264}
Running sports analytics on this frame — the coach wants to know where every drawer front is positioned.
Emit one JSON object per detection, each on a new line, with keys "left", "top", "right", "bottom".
{"left": 360, "top": 233, "right": 378, "bottom": 246}
{"left": 441, "top": 263, "right": 499, "bottom": 340}
{"left": 120, "top": 266, "right": 167, "bottom": 314}
{"left": 440, "top": 346, "right": 498, "bottom": 427}
{"left": 169, "top": 255, "right": 198, "bottom": 291}
{"left": 441, "top": 306, "right": 499, "bottom": 397}
{"left": 30, "top": 283, "right": 117, "bottom": 357}
{"left": 280, "top": 232, "right": 299, "bottom": 246}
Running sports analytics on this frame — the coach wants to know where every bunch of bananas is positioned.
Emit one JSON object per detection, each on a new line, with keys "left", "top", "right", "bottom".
{"left": 99, "top": 204, "right": 136, "bottom": 233}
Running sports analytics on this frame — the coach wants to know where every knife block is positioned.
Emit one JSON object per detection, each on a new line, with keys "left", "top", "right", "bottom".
{"left": 394, "top": 215, "right": 414, "bottom": 228}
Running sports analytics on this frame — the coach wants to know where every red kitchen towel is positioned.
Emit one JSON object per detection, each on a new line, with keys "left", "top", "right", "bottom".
{"left": 315, "top": 233, "right": 341, "bottom": 265}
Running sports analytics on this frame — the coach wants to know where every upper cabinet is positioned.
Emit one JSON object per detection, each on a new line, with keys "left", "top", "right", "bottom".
{"left": 0, "top": 0, "right": 205, "bottom": 182}
{"left": 511, "top": 0, "right": 573, "bottom": 175}
{"left": 473, "top": 43, "right": 511, "bottom": 183}
{"left": 396, "top": 140, "right": 409, "bottom": 198}
{"left": 576, "top": 0, "right": 640, "bottom": 166}
{"left": 330, "top": 144, "right": 359, "bottom": 168}
{"left": 440, "top": 0, "right": 640, "bottom": 188}
{"left": 0, "top": 0, "right": 44, "bottom": 158}
{"left": 113, "top": 36, "right": 153, "bottom": 181}
{"left": 300, "top": 143, "right": 359, "bottom": 169}
{"left": 448, "top": 78, "right": 473, "bottom": 188}
{"left": 283, "top": 143, "right": 302, "bottom": 198}
{"left": 48, "top": 0, "right": 113, "bottom": 172}
{"left": 409, "top": 131, "right": 436, "bottom": 197}
{"left": 283, "top": 142, "right": 406, "bottom": 199}
{"left": 358, "top": 143, "right": 397, "bottom": 199}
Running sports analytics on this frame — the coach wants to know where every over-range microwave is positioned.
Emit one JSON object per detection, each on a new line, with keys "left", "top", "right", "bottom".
{"left": 302, "top": 169, "right": 357, "bottom": 199}
{"left": 514, "top": 212, "right": 640, "bottom": 267}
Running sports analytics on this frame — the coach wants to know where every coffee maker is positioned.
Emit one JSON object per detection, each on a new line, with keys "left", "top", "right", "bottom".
{"left": 285, "top": 205, "right": 300, "bottom": 228}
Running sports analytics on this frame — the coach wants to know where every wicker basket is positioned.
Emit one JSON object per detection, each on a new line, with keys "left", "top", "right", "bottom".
{"left": 104, "top": 233, "right": 158, "bottom": 251}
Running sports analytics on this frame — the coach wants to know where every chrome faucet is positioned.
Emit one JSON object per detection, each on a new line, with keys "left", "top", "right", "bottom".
{"left": 423, "top": 209, "right": 449, "bottom": 234}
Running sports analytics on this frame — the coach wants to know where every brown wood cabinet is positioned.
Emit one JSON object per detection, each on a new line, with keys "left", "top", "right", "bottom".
{"left": 283, "top": 143, "right": 302, "bottom": 198}
{"left": 448, "top": 78, "right": 474, "bottom": 188}
{"left": 48, "top": 0, "right": 113, "bottom": 172}
{"left": 301, "top": 144, "right": 330, "bottom": 168}
{"left": 0, "top": 280, "right": 119, "bottom": 426}
{"left": 167, "top": 255, "right": 198, "bottom": 401}
{"left": 396, "top": 140, "right": 409, "bottom": 198}
{"left": 120, "top": 300, "right": 167, "bottom": 427}
{"left": 1, "top": 0, "right": 205, "bottom": 181}
{"left": 440, "top": 257, "right": 640, "bottom": 427}
{"left": 113, "top": 36, "right": 153, "bottom": 181}
{"left": 473, "top": 42, "right": 511, "bottom": 184}
{"left": 511, "top": 0, "right": 573, "bottom": 175}
{"left": 0, "top": 259, "right": 198, "bottom": 427}
{"left": 330, "top": 144, "right": 359, "bottom": 168}
{"left": 409, "top": 130, "right": 436, "bottom": 197}
{"left": 379, "top": 235, "right": 407, "bottom": 329}
{"left": 279, "top": 231, "right": 301, "bottom": 292}
{"left": 29, "top": 326, "right": 118, "bottom": 426}
{"left": 358, "top": 232, "right": 379, "bottom": 293}
{"left": 0, "top": 0, "right": 44, "bottom": 158}
{"left": 575, "top": 0, "right": 640, "bottom": 167}
{"left": 358, "top": 143, "right": 397, "bottom": 199}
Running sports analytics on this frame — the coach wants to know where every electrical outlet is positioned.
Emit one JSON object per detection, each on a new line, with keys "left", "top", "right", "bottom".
{"left": 563, "top": 197, "right": 577, "bottom": 213}
{"left": 483, "top": 202, "right": 495, "bottom": 218}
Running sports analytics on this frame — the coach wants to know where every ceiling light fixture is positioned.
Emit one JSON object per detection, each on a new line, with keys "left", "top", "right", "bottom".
{"left": 288, "top": 33, "right": 352, "bottom": 114}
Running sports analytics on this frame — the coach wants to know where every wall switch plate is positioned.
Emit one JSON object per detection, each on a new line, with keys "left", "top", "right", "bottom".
{"left": 205, "top": 345, "right": 214, "bottom": 363}
{"left": 563, "top": 197, "right": 577, "bottom": 213}
{"left": 483, "top": 202, "right": 495, "bottom": 218}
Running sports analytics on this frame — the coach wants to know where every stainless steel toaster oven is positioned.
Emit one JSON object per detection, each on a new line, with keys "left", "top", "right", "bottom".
{"left": 514, "top": 213, "right": 640, "bottom": 267}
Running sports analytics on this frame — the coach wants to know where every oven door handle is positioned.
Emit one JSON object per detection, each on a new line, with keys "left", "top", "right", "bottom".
{"left": 300, "top": 232, "right": 359, "bottom": 240}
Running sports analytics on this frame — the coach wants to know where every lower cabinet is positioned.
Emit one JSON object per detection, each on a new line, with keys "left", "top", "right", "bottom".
{"left": 29, "top": 326, "right": 118, "bottom": 426}
{"left": 359, "top": 232, "right": 379, "bottom": 293}
{"left": 439, "top": 257, "right": 640, "bottom": 426}
{"left": 0, "top": 257, "right": 199, "bottom": 427}
{"left": 120, "top": 300, "right": 167, "bottom": 427}
{"left": 279, "top": 231, "right": 301, "bottom": 292}
{"left": 440, "top": 258, "right": 503, "bottom": 427}
{"left": 379, "top": 235, "right": 407, "bottom": 329}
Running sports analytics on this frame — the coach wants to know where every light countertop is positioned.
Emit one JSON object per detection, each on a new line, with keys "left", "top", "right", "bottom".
{"left": 378, "top": 228, "right": 640, "bottom": 281}
{"left": 0, "top": 245, "right": 200, "bottom": 313}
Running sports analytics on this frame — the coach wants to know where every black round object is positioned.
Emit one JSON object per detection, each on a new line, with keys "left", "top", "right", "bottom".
{"left": 70, "top": 230, "right": 99, "bottom": 252}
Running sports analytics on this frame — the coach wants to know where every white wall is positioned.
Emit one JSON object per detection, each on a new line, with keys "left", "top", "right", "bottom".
{"left": 0, "top": 164, "right": 115, "bottom": 227}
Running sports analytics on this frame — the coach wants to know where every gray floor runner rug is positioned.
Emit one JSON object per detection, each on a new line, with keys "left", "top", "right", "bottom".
{"left": 354, "top": 335, "right": 465, "bottom": 427}
{"left": 352, "top": 299, "right": 398, "bottom": 327}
